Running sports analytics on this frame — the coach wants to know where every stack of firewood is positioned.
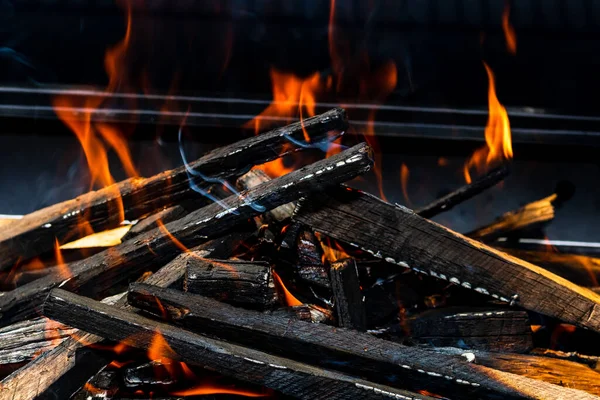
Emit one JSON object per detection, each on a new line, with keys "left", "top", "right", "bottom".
{"left": 0, "top": 108, "right": 599, "bottom": 399}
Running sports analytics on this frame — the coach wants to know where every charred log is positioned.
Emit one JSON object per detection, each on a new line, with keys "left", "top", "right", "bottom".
{"left": 236, "top": 169, "right": 295, "bottom": 225}
{"left": 185, "top": 259, "right": 277, "bottom": 309}
{"left": 43, "top": 289, "right": 434, "bottom": 400}
{"left": 330, "top": 258, "right": 366, "bottom": 330}
{"left": 0, "top": 144, "right": 372, "bottom": 326}
{"left": 0, "top": 108, "right": 348, "bottom": 272}
{"left": 124, "top": 284, "right": 596, "bottom": 399}
{"left": 0, "top": 234, "right": 241, "bottom": 400}
{"left": 405, "top": 307, "right": 533, "bottom": 353}
{"left": 415, "top": 165, "right": 510, "bottom": 219}
{"left": 293, "top": 186, "right": 600, "bottom": 333}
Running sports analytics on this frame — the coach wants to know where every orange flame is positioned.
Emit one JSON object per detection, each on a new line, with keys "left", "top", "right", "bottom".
{"left": 464, "top": 63, "right": 512, "bottom": 183}
{"left": 400, "top": 163, "right": 412, "bottom": 208}
{"left": 172, "top": 385, "right": 266, "bottom": 397}
{"left": 245, "top": 69, "right": 323, "bottom": 135}
{"left": 252, "top": 143, "right": 298, "bottom": 179}
{"left": 52, "top": 2, "right": 138, "bottom": 224}
{"left": 272, "top": 270, "right": 302, "bottom": 306}
{"left": 148, "top": 329, "right": 180, "bottom": 378}
{"left": 502, "top": 1, "right": 517, "bottom": 55}
{"left": 54, "top": 239, "right": 72, "bottom": 280}
{"left": 317, "top": 233, "right": 350, "bottom": 264}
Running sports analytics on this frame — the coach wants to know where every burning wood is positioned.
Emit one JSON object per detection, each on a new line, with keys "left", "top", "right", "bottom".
{"left": 497, "top": 248, "right": 600, "bottom": 287}
{"left": 0, "top": 234, "right": 245, "bottom": 400}
{"left": 44, "top": 289, "right": 433, "bottom": 400}
{"left": 434, "top": 347, "right": 600, "bottom": 396}
{"left": 404, "top": 307, "right": 533, "bottom": 353}
{"left": 466, "top": 182, "right": 575, "bottom": 242}
{"left": 2, "top": 109, "right": 599, "bottom": 399}
{"left": 293, "top": 186, "right": 600, "bottom": 333}
{"left": 329, "top": 258, "right": 366, "bottom": 330}
{"left": 0, "top": 143, "right": 372, "bottom": 326}
{"left": 0, "top": 108, "right": 348, "bottom": 272}
{"left": 415, "top": 165, "right": 510, "bottom": 219}
{"left": 236, "top": 169, "right": 296, "bottom": 224}
{"left": 185, "top": 259, "right": 277, "bottom": 309}
{"left": 120, "top": 284, "right": 596, "bottom": 399}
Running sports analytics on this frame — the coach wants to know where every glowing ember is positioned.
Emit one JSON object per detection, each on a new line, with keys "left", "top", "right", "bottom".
{"left": 464, "top": 62, "right": 513, "bottom": 183}
{"left": 502, "top": 0, "right": 517, "bottom": 55}
{"left": 272, "top": 270, "right": 302, "bottom": 306}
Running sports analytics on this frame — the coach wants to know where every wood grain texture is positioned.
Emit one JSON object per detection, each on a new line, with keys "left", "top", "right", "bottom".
{"left": 415, "top": 165, "right": 509, "bottom": 219}
{"left": 125, "top": 284, "right": 597, "bottom": 399}
{"left": 434, "top": 347, "right": 600, "bottom": 396}
{"left": 330, "top": 258, "right": 366, "bottom": 330}
{"left": 0, "top": 318, "right": 76, "bottom": 365}
{"left": 293, "top": 187, "right": 600, "bottom": 333}
{"left": 466, "top": 194, "right": 556, "bottom": 242}
{"left": 498, "top": 248, "right": 600, "bottom": 287}
{"left": 185, "top": 259, "right": 277, "bottom": 308}
{"left": 44, "top": 289, "right": 434, "bottom": 400}
{"left": 0, "top": 235, "right": 240, "bottom": 400}
{"left": 0, "top": 108, "right": 348, "bottom": 272}
{"left": 0, "top": 144, "right": 372, "bottom": 327}
{"left": 405, "top": 307, "right": 532, "bottom": 353}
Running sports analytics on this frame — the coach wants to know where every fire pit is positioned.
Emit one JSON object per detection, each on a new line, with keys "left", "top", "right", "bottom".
{"left": 1, "top": 1, "right": 600, "bottom": 399}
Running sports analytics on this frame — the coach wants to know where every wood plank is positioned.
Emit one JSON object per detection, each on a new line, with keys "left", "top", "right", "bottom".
{"left": 330, "top": 258, "right": 366, "bottom": 330}
{"left": 415, "top": 165, "right": 509, "bottom": 219}
{"left": 497, "top": 247, "right": 600, "bottom": 287}
{"left": 0, "top": 143, "right": 372, "bottom": 326}
{"left": 0, "top": 318, "right": 76, "bottom": 365}
{"left": 293, "top": 187, "right": 600, "bottom": 333}
{"left": 43, "top": 289, "right": 434, "bottom": 400}
{"left": 0, "top": 234, "right": 243, "bottom": 400}
{"left": 405, "top": 307, "right": 533, "bottom": 353}
{"left": 466, "top": 194, "right": 556, "bottom": 242}
{"left": 434, "top": 347, "right": 600, "bottom": 396}
{"left": 125, "top": 284, "right": 598, "bottom": 399}
{"left": 0, "top": 108, "right": 348, "bottom": 272}
{"left": 185, "top": 259, "right": 277, "bottom": 309}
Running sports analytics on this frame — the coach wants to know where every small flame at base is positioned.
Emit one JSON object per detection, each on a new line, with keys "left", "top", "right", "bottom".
{"left": 272, "top": 270, "right": 302, "bottom": 306}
